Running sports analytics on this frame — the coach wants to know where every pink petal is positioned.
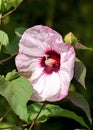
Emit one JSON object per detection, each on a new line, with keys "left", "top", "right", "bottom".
{"left": 30, "top": 72, "right": 61, "bottom": 101}
{"left": 19, "top": 25, "right": 63, "bottom": 56}
{"left": 60, "top": 44, "right": 75, "bottom": 79}
{"left": 57, "top": 70, "right": 71, "bottom": 100}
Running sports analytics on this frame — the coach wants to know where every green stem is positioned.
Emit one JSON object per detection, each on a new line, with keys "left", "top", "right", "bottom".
{"left": 28, "top": 102, "right": 46, "bottom": 130}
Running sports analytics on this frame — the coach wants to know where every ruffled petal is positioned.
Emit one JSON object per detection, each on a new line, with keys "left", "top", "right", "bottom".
{"left": 15, "top": 52, "right": 43, "bottom": 74}
{"left": 57, "top": 69, "right": 71, "bottom": 100}
{"left": 19, "top": 25, "right": 63, "bottom": 56}
{"left": 15, "top": 52, "right": 32, "bottom": 72}
{"left": 30, "top": 72, "right": 61, "bottom": 101}
{"left": 60, "top": 44, "right": 75, "bottom": 79}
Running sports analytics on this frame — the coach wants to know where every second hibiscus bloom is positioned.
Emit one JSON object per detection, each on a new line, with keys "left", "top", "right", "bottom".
{"left": 15, "top": 25, "right": 75, "bottom": 102}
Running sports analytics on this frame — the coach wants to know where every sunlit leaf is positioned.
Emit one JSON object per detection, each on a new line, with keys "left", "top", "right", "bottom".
{"left": 1, "top": 0, "right": 23, "bottom": 14}
{"left": 0, "top": 122, "right": 12, "bottom": 130}
{"left": 0, "top": 30, "right": 9, "bottom": 51}
{"left": 28, "top": 103, "right": 90, "bottom": 129}
{"left": 0, "top": 0, "right": 2, "bottom": 10}
{"left": 5, "top": 69, "right": 20, "bottom": 81}
{"left": 74, "top": 58, "right": 86, "bottom": 88}
{"left": 68, "top": 91, "right": 92, "bottom": 124}
{"left": 1, "top": 0, "right": 11, "bottom": 13}
{"left": 0, "top": 76, "right": 33, "bottom": 122}
{"left": 6, "top": 0, "right": 23, "bottom": 8}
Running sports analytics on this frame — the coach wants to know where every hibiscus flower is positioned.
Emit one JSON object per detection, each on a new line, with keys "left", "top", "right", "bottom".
{"left": 15, "top": 25, "right": 75, "bottom": 102}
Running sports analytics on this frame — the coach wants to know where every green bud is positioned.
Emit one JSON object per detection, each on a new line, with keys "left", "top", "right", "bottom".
{"left": 64, "top": 32, "right": 78, "bottom": 45}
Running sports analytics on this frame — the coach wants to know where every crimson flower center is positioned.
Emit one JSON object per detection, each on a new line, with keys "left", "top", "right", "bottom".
{"left": 40, "top": 50, "right": 60, "bottom": 74}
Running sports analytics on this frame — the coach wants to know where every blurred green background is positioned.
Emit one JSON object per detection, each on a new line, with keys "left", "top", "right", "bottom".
{"left": 0, "top": 0, "right": 93, "bottom": 129}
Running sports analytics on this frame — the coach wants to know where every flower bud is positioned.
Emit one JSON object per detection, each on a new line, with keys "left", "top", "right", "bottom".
{"left": 64, "top": 32, "right": 78, "bottom": 45}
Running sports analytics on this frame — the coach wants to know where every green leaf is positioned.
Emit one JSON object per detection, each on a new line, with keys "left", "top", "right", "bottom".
{"left": 0, "top": 123, "right": 12, "bottom": 130}
{"left": 0, "top": 30, "right": 9, "bottom": 51}
{"left": 11, "top": 125, "right": 22, "bottom": 130}
{"left": 0, "top": 76, "right": 33, "bottom": 122}
{"left": 15, "top": 27, "right": 26, "bottom": 37}
{"left": 0, "top": 0, "right": 2, "bottom": 10}
{"left": 28, "top": 103, "right": 90, "bottom": 129}
{"left": 4, "top": 27, "right": 26, "bottom": 55}
{"left": 6, "top": 0, "right": 23, "bottom": 8}
{"left": 68, "top": 91, "right": 92, "bottom": 124}
{"left": 5, "top": 69, "right": 20, "bottom": 81}
{"left": 1, "top": 0, "right": 23, "bottom": 14}
{"left": 74, "top": 58, "right": 86, "bottom": 88}
{"left": 4, "top": 35, "right": 19, "bottom": 55}
{"left": 1, "top": 0, "right": 11, "bottom": 13}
